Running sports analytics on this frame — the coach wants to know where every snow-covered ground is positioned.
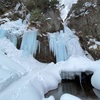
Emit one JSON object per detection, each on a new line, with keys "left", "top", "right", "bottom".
{"left": 0, "top": 21, "right": 100, "bottom": 100}
{"left": 0, "top": 0, "right": 100, "bottom": 100}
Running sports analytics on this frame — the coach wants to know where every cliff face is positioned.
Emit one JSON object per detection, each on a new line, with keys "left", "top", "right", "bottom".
{"left": 0, "top": 0, "right": 62, "bottom": 63}
{"left": 0, "top": 0, "right": 100, "bottom": 62}
{"left": 67, "top": 0, "right": 100, "bottom": 60}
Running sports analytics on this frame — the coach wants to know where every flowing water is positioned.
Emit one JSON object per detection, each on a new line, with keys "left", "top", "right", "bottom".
{"left": 46, "top": 78, "right": 100, "bottom": 100}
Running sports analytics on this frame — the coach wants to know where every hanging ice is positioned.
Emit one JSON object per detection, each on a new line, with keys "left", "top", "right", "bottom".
{"left": 20, "top": 29, "right": 39, "bottom": 56}
{"left": 48, "top": 31, "right": 68, "bottom": 62}
{"left": 48, "top": 25, "right": 84, "bottom": 62}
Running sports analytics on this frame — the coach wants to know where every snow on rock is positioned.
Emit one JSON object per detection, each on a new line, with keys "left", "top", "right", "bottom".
{"left": 0, "top": 19, "right": 25, "bottom": 35}
{"left": 91, "top": 71, "right": 100, "bottom": 90}
{"left": 60, "top": 93, "right": 81, "bottom": 100}
{"left": 59, "top": 0, "right": 78, "bottom": 21}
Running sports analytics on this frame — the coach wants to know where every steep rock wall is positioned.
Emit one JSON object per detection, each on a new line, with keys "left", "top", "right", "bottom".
{"left": 67, "top": 0, "right": 100, "bottom": 60}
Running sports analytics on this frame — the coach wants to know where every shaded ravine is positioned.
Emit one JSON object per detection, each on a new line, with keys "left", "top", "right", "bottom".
{"left": 45, "top": 79, "right": 100, "bottom": 100}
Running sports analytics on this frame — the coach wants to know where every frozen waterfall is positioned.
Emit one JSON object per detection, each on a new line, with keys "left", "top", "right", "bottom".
{"left": 48, "top": 31, "right": 68, "bottom": 62}
{"left": 48, "top": 25, "right": 84, "bottom": 62}
{"left": 20, "top": 29, "right": 39, "bottom": 56}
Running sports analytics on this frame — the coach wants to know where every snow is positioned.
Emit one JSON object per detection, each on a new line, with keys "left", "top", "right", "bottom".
{"left": 0, "top": 1, "right": 100, "bottom": 100}
{"left": 14, "top": 3, "right": 21, "bottom": 11}
{"left": 91, "top": 71, "right": 100, "bottom": 90}
{"left": 0, "top": 19, "right": 28, "bottom": 36}
{"left": 59, "top": 0, "right": 78, "bottom": 21}
{"left": 60, "top": 94, "right": 81, "bottom": 100}
{"left": 0, "top": 32, "right": 100, "bottom": 100}
{"left": 0, "top": 19, "right": 100, "bottom": 100}
{"left": 84, "top": 2, "right": 97, "bottom": 8}
{"left": 89, "top": 38, "right": 100, "bottom": 49}
{"left": 0, "top": 29, "right": 8, "bottom": 38}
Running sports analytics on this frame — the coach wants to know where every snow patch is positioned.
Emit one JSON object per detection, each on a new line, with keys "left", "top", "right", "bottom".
{"left": 59, "top": 0, "right": 78, "bottom": 21}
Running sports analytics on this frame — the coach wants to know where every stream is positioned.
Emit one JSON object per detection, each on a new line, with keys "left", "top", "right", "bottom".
{"left": 46, "top": 75, "right": 100, "bottom": 100}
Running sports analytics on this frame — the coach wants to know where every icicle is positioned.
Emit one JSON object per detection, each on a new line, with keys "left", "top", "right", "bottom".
{"left": 48, "top": 31, "right": 68, "bottom": 62}
{"left": 38, "top": 41, "right": 41, "bottom": 54}
{"left": 20, "top": 29, "right": 38, "bottom": 56}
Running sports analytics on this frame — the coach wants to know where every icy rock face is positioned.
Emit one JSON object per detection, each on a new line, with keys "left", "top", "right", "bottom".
{"left": 20, "top": 29, "right": 39, "bottom": 56}
{"left": 67, "top": 0, "right": 100, "bottom": 60}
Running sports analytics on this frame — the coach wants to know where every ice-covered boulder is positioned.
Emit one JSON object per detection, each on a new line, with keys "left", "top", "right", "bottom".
{"left": 60, "top": 94, "right": 81, "bottom": 100}
{"left": 91, "top": 71, "right": 100, "bottom": 90}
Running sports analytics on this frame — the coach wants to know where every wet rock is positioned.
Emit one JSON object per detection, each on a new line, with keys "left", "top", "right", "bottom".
{"left": 35, "top": 35, "right": 56, "bottom": 63}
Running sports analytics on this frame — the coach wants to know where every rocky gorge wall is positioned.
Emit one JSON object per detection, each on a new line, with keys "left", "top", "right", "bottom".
{"left": 0, "top": 0, "right": 100, "bottom": 62}
{"left": 67, "top": 0, "right": 100, "bottom": 60}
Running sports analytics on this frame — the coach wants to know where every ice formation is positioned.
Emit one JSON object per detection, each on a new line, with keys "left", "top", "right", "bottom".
{"left": 0, "top": 27, "right": 100, "bottom": 100}
{"left": 48, "top": 24, "right": 84, "bottom": 62}
{"left": 48, "top": 31, "right": 68, "bottom": 62}
{"left": 20, "top": 29, "right": 39, "bottom": 56}
{"left": 0, "top": 0, "right": 100, "bottom": 100}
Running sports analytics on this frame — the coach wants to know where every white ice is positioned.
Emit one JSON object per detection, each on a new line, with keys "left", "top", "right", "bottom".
{"left": 59, "top": 0, "right": 78, "bottom": 21}
{"left": 60, "top": 94, "right": 81, "bottom": 100}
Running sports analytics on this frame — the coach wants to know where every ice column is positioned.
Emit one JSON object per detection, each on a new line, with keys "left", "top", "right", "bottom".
{"left": 20, "top": 30, "right": 39, "bottom": 56}
{"left": 48, "top": 31, "right": 68, "bottom": 62}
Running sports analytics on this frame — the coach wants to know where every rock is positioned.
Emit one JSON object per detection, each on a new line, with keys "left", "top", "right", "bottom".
{"left": 35, "top": 35, "right": 56, "bottom": 63}
{"left": 0, "top": 0, "right": 19, "bottom": 15}
{"left": 67, "top": 0, "right": 100, "bottom": 60}
{"left": 44, "top": 9, "right": 63, "bottom": 32}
